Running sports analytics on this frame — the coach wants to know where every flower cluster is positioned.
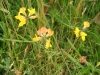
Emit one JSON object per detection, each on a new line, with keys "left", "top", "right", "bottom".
{"left": 74, "top": 21, "right": 90, "bottom": 41}
{"left": 15, "top": 7, "right": 90, "bottom": 50}
{"left": 15, "top": 7, "right": 38, "bottom": 27}
{"left": 32, "top": 27, "right": 54, "bottom": 49}
{"left": 15, "top": 7, "right": 53, "bottom": 49}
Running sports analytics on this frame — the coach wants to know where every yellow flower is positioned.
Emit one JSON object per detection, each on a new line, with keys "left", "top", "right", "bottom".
{"left": 74, "top": 27, "right": 88, "bottom": 41}
{"left": 32, "top": 27, "right": 53, "bottom": 49}
{"left": 45, "top": 38, "right": 52, "bottom": 49}
{"left": 19, "top": 7, "right": 26, "bottom": 16}
{"left": 32, "top": 34, "right": 41, "bottom": 42}
{"left": 80, "top": 31, "right": 87, "bottom": 41}
{"left": 83, "top": 21, "right": 90, "bottom": 28}
{"left": 28, "top": 8, "right": 35, "bottom": 16}
{"left": 15, "top": 14, "right": 26, "bottom": 27}
{"left": 15, "top": 7, "right": 37, "bottom": 27}
{"left": 74, "top": 27, "right": 80, "bottom": 37}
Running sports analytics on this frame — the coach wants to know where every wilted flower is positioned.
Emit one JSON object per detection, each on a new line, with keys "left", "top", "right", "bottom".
{"left": 32, "top": 27, "right": 54, "bottom": 42}
{"left": 32, "top": 27, "right": 54, "bottom": 49}
{"left": 15, "top": 7, "right": 37, "bottom": 27}
{"left": 46, "top": 29, "right": 54, "bottom": 37}
{"left": 78, "top": 56, "right": 87, "bottom": 64}
{"left": 37, "top": 27, "right": 54, "bottom": 37}
{"left": 37, "top": 27, "right": 48, "bottom": 36}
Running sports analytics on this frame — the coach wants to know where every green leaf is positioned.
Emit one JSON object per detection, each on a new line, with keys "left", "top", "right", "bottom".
{"left": 67, "top": 38, "right": 80, "bottom": 56}
{"left": 77, "top": 66, "right": 91, "bottom": 75}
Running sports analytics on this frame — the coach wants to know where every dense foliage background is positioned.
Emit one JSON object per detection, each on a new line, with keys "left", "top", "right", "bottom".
{"left": 0, "top": 0, "right": 100, "bottom": 75}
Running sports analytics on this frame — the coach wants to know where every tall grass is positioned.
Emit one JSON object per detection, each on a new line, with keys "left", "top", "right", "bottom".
{"left": 0, "top": 0, "right": 100, "bottom": 75}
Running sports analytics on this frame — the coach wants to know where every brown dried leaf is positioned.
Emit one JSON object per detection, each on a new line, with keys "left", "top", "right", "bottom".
{"left": 24, "top": 44, "right": 31, "bottom": 57}
{"left": 92, "top": 12, "right": 100, "bottom": 25}
{"left": 44, "top": 0, "right": 54, "bottom": 14}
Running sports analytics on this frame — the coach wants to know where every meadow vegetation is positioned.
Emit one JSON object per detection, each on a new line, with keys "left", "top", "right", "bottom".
{"left": 0, "top": 0, "right": 100, "bottom": 75}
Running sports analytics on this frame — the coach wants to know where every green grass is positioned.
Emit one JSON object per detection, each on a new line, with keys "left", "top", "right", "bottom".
{"left": 0, "top": 0, "right": 100, "bottom": 75}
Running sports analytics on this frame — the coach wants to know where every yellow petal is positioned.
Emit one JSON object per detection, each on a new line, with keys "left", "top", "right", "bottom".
{"left": 15, "top": 15, "right": 21, "bottom": 20}
{"left": 32, "top": 34, "right": 41, "bottom": 42}
{"left": 80, "top": 32, "right": 87, "bottom": 41}
{"left": 45, "top": 38, "right": 52, "bottom": 49}
{"left": 28, "top": 8, "right": 35, "bottom": 16}
{"left": 80, "top": 32, "right": 87, "bottom": 37}
{"left": 74, "top": 27, "right": 80, "bottom": 37}
{"left": 15, "top": 15, "right": 26, "bottom": 21}
{"left": 19, "top": 7, "right": 26, "bottom": 15}
{"left": 81, "top": 36, "right": 85, "bottom": 41}
{"left": 18, "top": 20, "right": 26, "bottom": 27}
{"left": 15, "top": 15, "right": 26, "bottom": 27}
{"left": 83, "top": 21, "right": 90, "bottom": 28}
